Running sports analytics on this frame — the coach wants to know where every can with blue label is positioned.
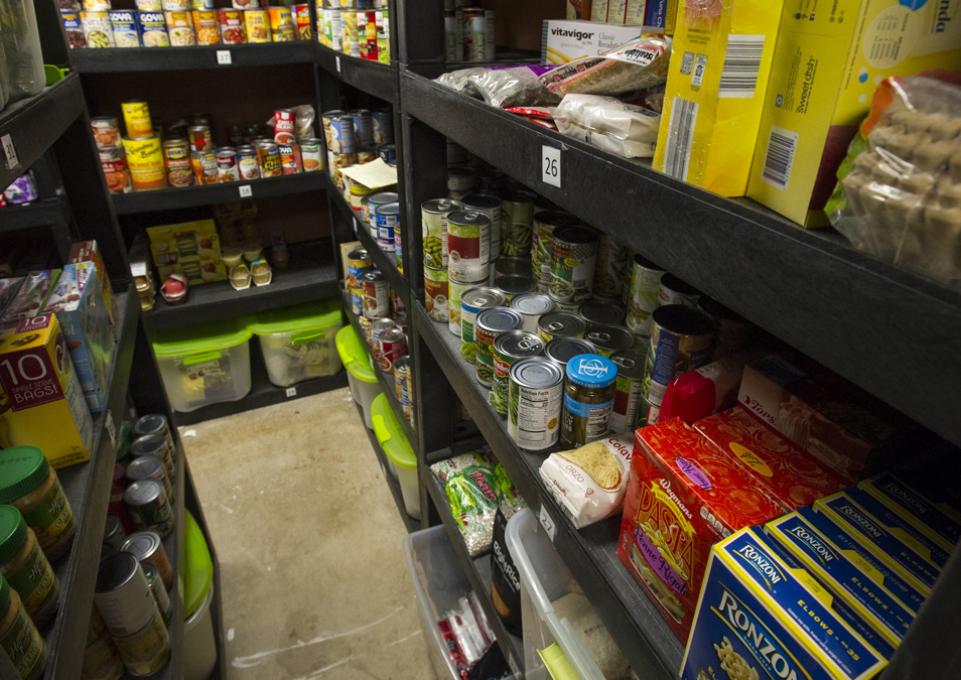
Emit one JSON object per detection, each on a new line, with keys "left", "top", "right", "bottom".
{"left": 330, "top": 114, "right": 356, "bottom": 154}
{"left": 375, "top": 202, "right": 400, "bottom": 254}
{"left": 138, "top": 11, "right": 170, "bottom": 47}
{"left": 352, "top": 109, "right": 373, "bottom": 149}
{"left": 561, "top": 353, "right": 617, "bottom": 447}
{"left": 109, "top": 10, "right": 141, "bottom": 47}
{"left": 371, "top": 109, "right": 393, "bottom": 145}
{"left": 642, "top": 304, "right": 714, "bottom": 421}
{"left": 377, "top": 144, "right": 396, "bottom": 165}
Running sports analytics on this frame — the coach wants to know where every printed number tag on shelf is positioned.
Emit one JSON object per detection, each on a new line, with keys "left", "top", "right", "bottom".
{"left": 541, "top": 146, "right": 561, "bottom": 188}
{"left": 216, "top": 50, "right": 232, "bottom": 66}
{"left": 285, "top": 387, "right": 298, "bottom": 398}
{"left": 336, "top": 56, "right": 342, "bottom": 73}
{"left": 538, "top": 504, "right": 557, "bottom": 542}
{"left": 1, "top": 134, "right": 19, "bottom": 170}
{"left": 239, "top": 185, "right": 253, "bottom": 198}
{"left": 105, "top": 416, "right": 118, "bottom": 449}
{"left": 130, "top": 262, "right": 147, "bottom": 278}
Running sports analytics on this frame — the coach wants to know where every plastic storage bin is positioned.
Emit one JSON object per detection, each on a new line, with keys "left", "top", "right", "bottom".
{"left": 371, "top": 394, "right": 420, "bottom": 519}
{"left": 335, "top": 325, "right": 380, "bottom": 429}
{"left": 506, "top": 508, "right": 619, "bottom": 680}
{"left": 183, "top": 511, "right": 217, "bottom": 680}
{"left": 152, "top": 318, "right": 252, "bottom": 413}
{"left": 249, "top": 301, "right": 343, "bottom": 387}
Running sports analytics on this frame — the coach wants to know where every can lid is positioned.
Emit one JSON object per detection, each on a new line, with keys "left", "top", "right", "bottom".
{"left": 585, "top": 325, "right": 635, "bottom": 352}
{"left": 552, "top": 224, "right": 598, "bottom": 245}
{"left": 511, "top": 357, "right": 564, "bottom": 389}
{"left": 123, "top": 479, "right": 164, "bottom": 507}
{"left": 0, "top": 506, "right": 27, "bottom": 564}
{"left": 362, "top": 269, "right": 385, "bottom": 282}
{"left": 368, "top": 192, "right": 398, "bottom": 205}
{"left": 539, "top": 312, "right": 586, "bottom": 336}
{"left": 134, "top": 414, "right": 168, "bottom": 438}
{"left": 494, "top": 274, "right": 533, "bottom": 295}
{"left": 126, "top": 455, "right": 165, "bottom": 483}
{"left": 378, "top": 202, "right": 401, "bottom": 216}
{"left": 462, "top": 286, "right": 504, "bottom": 310}
{"left": 511, "top": 293, "right": 554, "bottom": 316}
{"left": 461, "top": 193, "right": 501, "bottom": 210}
{"left": 566, "top": 354, "right": 617, "bottom": 389}
{"left": 105, "top": 515, "right": 123, "bottom": 539}
{"left": 131, "top": 433, "right": 165, "bottom": 457}
{"left": 0, "top": 446, "right": 50, "bottom": 503}
{"left": 494, "top": 330, "right": 544, "bottom": 359}
{"left": 476, "top": 307, "right": 523, "bottom": 334}
{"left": 422, "top": 198, "right": 462, "bottom": 213}
{"left": 611, "top": 348, "right": 647, "bottom": 379}
{"left": 660, "top": 273, "right": 700, "bottom": 296}
{"left": 347, "top": 248, "right": 369, "bottom": 261}
{"left": 545, "top": 337, "right": 597, "bottom": 366}
{"left": 448, "top": 210, "right": 491, "bottom": 227}
{"left": 96, "top": 551, "right": 140, "bottom": 593}
{"left": 652, "top": 304, "right": 716, "bottom": 336}
{"left": 579, "top": 301, "right": 625, "bottom": 327}
{"left": 121, "top": 531, "right": 162, "bottom": 561}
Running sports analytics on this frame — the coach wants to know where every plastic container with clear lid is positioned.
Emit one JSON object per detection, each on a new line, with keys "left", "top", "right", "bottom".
{"left": 0, "top": 0, "right": 46, "bottom": 104}
{"left": 0, "top": 505, "right": 58, "bottom": 630}
{"left": 335, "top": 325, "right": 380, "bottom": 429}
{"left": 371, "top": 394, "right": 419, "bottom": 519}
{"left": 249, "top": 301, "right": 343, "bottom": 387}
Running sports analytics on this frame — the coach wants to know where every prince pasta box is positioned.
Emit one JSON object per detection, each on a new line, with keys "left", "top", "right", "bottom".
{"left": 617, "top": 417, "right": 782, "bottom": 640}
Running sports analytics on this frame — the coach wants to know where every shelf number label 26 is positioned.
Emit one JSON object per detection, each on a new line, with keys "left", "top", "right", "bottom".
{"left": 541, "top": 145, "right": 561, "bottom": 188}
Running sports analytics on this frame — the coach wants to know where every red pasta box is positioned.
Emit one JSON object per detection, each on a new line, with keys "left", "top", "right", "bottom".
{"left": 694, "top": 406, "right": 846, "bottom": 512}
{"left": 618, "top": 417, "right": 782, "bottom": 641}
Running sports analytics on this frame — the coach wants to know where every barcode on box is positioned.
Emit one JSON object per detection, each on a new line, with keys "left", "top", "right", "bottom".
{"left": 761, "top": 126, "right": 799, "bottom": 190}
{"left": 663, "top": 97, "right": 698, "bottom": 181}
{"left": 719, "top": 35, "right": 765, "bottom": 98}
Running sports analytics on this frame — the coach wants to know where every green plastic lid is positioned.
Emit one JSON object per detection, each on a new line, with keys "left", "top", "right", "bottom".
{"left": 248, "top": 300, "right": 342, "bottom": 336}
{"left": 0, "top": 506, "right": 27, "bottom": 564}
{"left": 539, "top": 643, "right": 578, "bottom": 680}
{"left": 152, "top": 317, "right": 252, "bottom": 358}
{"left": 371, "top": 395, "right": 415, "bottom": 469}
{"left": 335, "top": 326, "right": 376, "bottom": 383}
{"left": 183, "top": 511, "right": 213, "bottom": 619}
{"left": 0, "top": 447, "right": 50, "bottom": 503}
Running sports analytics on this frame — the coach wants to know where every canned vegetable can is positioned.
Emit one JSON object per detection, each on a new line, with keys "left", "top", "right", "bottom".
{"left": 609, "top": 348, "right": 646, "bottom": 433}
{"left": 508, "top": 358, "right": 563, "bottom": 451}
{"left": 625, "top": 254, "right": 664, "bottom": 339}
{"left": 532, "top": 211, "right": 576, "bottom": 292}
{"left": 474, "top": 307, "right": 522, "bottom": 387}
{"left": 448, "top": 278, "right": 485, "bottom": 338}
{"left": 544, "top": 337, "right": 597, "bottom": 369}
{"left": 461, "top": 193, "right": 502, "bottom": 268}
{"left": 510, "top": 292, "right": 554, "bottom": 334}
{"left": 460, "top": 286, "right": 505, "bottom": 361}
{"left": 592, "top": 233, "right": 631, "bottom": 301}
{"left": 448, "top": 210, "right": 491, "bottom": 283}
{"left": 537, "top": 311, "right": 586, "bottom": 344}
{"left": 579, "top": 300, "right": 626, "bottom": 328}
{"left": 361, "top": 270, "right": 389, "bottom": 319}
{"left": 424, "top": 265, "right": 449, "bottom": 322}
{"left": 500, "top": 189, "right": 535, "bottom": 257}
{"left": 549, "top": 224, "right": 598, "bottom": 307}
{"left": 642, "top": 304, "right": 715, "bottom": 419}
{"left": 584, "top": 324, "right": 634, "bottom": 358}
{"left": 490, "top": 330, "right": 544, "bottom": 416}
{"left": 421, "top": 198, "right": 461, "bottom": 269}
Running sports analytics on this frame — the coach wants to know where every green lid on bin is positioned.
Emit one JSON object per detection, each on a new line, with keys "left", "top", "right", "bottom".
{"left": 183, "top": 511, "right": 213, "bottom": 619}
{"left": 371, "top": 394, "right": 415, "bottom": 469}
{"left": 0, "top": 447, "right": 51, "bottom": 504}
{"left": 335, "top": 325, "right": 376, "bottom": 383}
{"left": 152, "top": 317, "right": 252, "bottom": 358}
{"left": 0, "top": 506, "right": 27, "bottom": 564}
{"left": 249, "top": 301, "right": 343, "bottom": 335}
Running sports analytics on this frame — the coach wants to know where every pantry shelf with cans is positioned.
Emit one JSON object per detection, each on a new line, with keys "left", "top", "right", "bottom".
{"left": 315, "top": 44, "right": 398, "bottom": 105}
{"left": 67, "top": 42, "right": 320, "bottom": 73}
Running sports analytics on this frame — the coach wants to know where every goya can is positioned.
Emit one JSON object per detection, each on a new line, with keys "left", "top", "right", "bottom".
{"left": 461, "top": 193, "right": 502, "bottom": 267}
{"left": 137, "top": 11, "right": 169, "bottom": 46}
{"left": 549, "top": 224, "right": 598, "bottom": 308}
{"left": 448, "top": 277, "right": 485, "bottom": 338}
{"left": 191, "top": 9, "right": 219, "bottom": 44}
{"left": 82, "top": 11, "right": 115, "bottom": 48}
{"left": 561, "top": 353, "right": 617, "bottom": 447}
{"left": 236, "top": 145, "right": 260, "bottom": 180}
{"left": 579, "top": 300, "right": 625, "bottom": 328}
{"left": 424, "top": 265, "right": 448, "bottom": 322}
{"left": 658, "top": 273, "right": 701, "bottom": 308}
{"left": 375, "top": 203, "right": 401, "bottom": 254}
{"left": 244, "top": 8, "right": 270, "bottom": 42}
{"left": 122, "top": 136, "right": 166, "bottom": 191}
{"left": 367, "top": 191, "right": 399, "bottom": 226}
{"left": 447, "top": 210, "right": 490, "bottom": 283}
{"left": 490, "top": 330, "right": 544, "bottom": 416}
{"left": 584, "top": 324, "right": 634, "bottom": 358}
{"left": 545, "top": 337, "right": 597, "bottom": 369}
{"left": 510, "top": 292, "right": 554, "bottom": 334}
{"left": 421, "top": 198, "right": 461, "bottom": 269}
{"left": 508, "top": 358, "right": 563, "bottom": 451}
{"left": 642, "top": 304, "right": 715, "bottom": 420}
{"left": 459, "top": 286, "right": 504, "bottom": 362}
{"left": 268, "top": 5, "right": 295, "bottom": 41}
{"left": 592, "top": 233, "right": 631, "bottom": 302}
{"left": 625, "top": 255, "right": 664, "bottom": 339}
{"left": 109, "top": 10, "right": 140, "bottom": 47}
{"left": 218, "top": 8, "right": 245, "bottom": 43}
{"left": 537, "top": 311, "right": 586, "bottom": 344}
{"left": 361, "top": 269, "right": 388, "bottom": 319}
{"left": 532, "top": 211, "right": 575, "bottom": 292}
{"left": 301, "top": 138, "right": 324, "bottom": 172}
{"left": 121, "top": 100, "right": 152, "bottom": 138}
{"left": 278, "top": 143, "right": 302, "bottom": 175}
{"left": 216, "top": 147, "right": 240, "bottom": 182}
{"left": 474, "top": 307, "right": 522, "bottom": 388}
{"left": 394, "top": 355, "right": 414, "bottom": 425}
{"left": 162, "top": 138, "right": 193, "bottom": 188}
{"left": 500, "top": 189, "right": 535, "bottom": 257}
{"left": 493, "top": 273, "right": 533, "bottom": 304}
{"left": 372, "top": 109, "right": 393, "bottom": 145}
{"left": 609, "top": 348, "right": 646, "bottom": 433}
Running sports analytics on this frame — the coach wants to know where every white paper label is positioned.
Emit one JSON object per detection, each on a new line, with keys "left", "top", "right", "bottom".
{"left": 239, "top": 184, "right": 252, "bottom": 198}
{"left": 216, "top": 50, "right": 232, "bottom": 65}
{"left": 336, "top": 56, "right": 342, "bottom": 73}
{"left": 538, "top": 504, "right": 557, "bottom": 542}
{"left": 541, "top": 146, "right": 561, "bottom": 188}
{"left": 285, "top": 387, "right": 297, "bottom": 398}
{"left": 1, "top": 134, "right": 19, "bottom": 170}
{"left": 130, "top": 262, "right": 147, "bottom": 278}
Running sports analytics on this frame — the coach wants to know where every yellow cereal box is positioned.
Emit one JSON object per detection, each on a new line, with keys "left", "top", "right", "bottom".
{"left": 653, "top": 0, "right": 784, "bottom": 196}
{"left": 0, "top": 314, "right": 94, "bottom": 468}
{"left": 748, "top": 0, "right": 961, "bottom": 226}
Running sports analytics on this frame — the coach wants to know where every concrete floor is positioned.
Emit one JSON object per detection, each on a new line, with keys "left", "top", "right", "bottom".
{"left": 183, "top": 387, "right": 434, "bottom": 680}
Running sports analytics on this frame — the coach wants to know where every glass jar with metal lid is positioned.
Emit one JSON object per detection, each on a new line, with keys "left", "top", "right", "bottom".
{"left": 459, "top": 286, "right": 505, "bottom": 362}
{"left": 508, "top": 358, "right": 564, "bottom": 451}
{"left": 0, "top": 571, "right": 45, "bottom": 680}
{"left": 609, "top": 348, "right": 647, "bottom": 433}
{"left": 490, "top": 331, "right": 544, "bottom": 416}
{"left": 561, "top": 354, "right": 617, "bottom": 448}
{"left": 123, "top": 481, "right": 173, "bottom": 538}
{"left": 584, "top": 324, "right": 635, "bottom": 357}
{"left": 474, "top": 307, "right": 523, "bottom": 387}
{"left": 579, "top": 300, "right": 626, "bottom": 328}
{"left": 537, "top": 311, "right": 586, "bottom": 344}
{"left": 510, "top": 292, "right": 555, "bottom": 334}
{"left": 545, "top": 337, "right": 597, "bottom": 369}
{"left": 0, "top": 505, "right": 58, "bottom": 629}
{"left": 121, "top": 531, "right": 174, "bottom": 591}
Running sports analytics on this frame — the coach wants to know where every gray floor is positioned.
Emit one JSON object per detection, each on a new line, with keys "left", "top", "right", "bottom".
{"left": 183, "top": 387, "right": 434, "bottom": 679}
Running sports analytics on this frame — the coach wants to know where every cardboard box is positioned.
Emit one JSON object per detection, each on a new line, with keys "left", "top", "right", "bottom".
{"left": 680, "top": 527, "right": 888, "bottom": 680}
{"left": 618, "top": 417, "right": 783, "bottom": 640}
{"left": 694, "top": 405, "right": 845, "bottom": 510}
{"left": 859, "top": 472, "right": 961, "bottom": 551}
{"left": 0, "top": 270, "right": 60, "bottom": 332}
{"left": 653, "top": 0, "right": 784, "bottom": 196}
{"left": 540, "top": 19, "right": 641, "bottom": 64}
{"left": 156, "top": 257, "right": 227, "bottom": 286}
{"left": 147, "top": 219, "right": 222, "bottom": 267}
{"left": 591, "top": 0, "right": 646, "bottom": 24}
{"left": 0, "top": 314, "right": 94, "bottom": 468}
{"left": 67, "top": 240, "right": 116, "bottom": 328}
{"left": 748, "top": 0, "right": 961, "bottom": 226}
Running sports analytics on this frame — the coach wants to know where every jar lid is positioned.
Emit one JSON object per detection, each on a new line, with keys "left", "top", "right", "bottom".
{"left": 0, "top": 447, "right": 50, "bottom": 503}
{"left": 566, "top": 354, "right": 617, "bottom": 389}
{"left": 121, "top": 531, "right": 162, "bottom": 561}
{"left": 0, "top": 506, "right": 27, "bottom": 564}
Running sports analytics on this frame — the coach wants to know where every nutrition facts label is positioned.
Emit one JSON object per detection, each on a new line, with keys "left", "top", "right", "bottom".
{"left": 514, "top": 385, "right": 561, "bottom": 450}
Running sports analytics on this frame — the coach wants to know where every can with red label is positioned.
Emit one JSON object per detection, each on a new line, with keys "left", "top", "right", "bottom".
{"left": 218, "top": 8, "right": 245, "bottom": 43}
{"left": 278, "top": 143, "right": 302, "bottom": 175}
{"left": 362, "top": 270, "right": 389, "bottom": 319}
{"left": 292, "top": 4, "right": 310, "bottom": 39}
{"left": 273, "top": 108, "right": 296, "bottom": 145}
{"left": 187, "top": 124, "right": 212, "bottom": 153}
{"left": 236, "top": 145, "right": 260, "bottom": 180}
{"left": 99, "top": 146, "right": 132, "bottom": 194}
{"left": 216, "top": 147, "right": 239, "bottom": 183}
{"left": 255, "top": 141, "right": 282, "bottom": 178}
{"left": 377, "top": 326, "right": 407, "bottom": 376}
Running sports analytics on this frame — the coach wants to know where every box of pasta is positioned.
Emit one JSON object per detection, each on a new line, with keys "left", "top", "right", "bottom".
{"left": 859, "top": 472, "right": 961, "bottom": 553}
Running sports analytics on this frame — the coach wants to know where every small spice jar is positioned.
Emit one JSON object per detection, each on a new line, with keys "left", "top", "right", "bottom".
{"left": 561, "top": 353, "right": 617, "bottom": 448}
{"left": 0, "top": 505, "right": 59, "bottom": 630}
{"left": 0, "top": 446, "right": 76, "bottom": 562}
{"left": 0, "top": 571, "right": 46, "bottom": 680}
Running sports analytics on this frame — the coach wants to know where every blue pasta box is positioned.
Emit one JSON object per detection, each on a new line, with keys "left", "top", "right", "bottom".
{"left": 765, "top": 512, "right": 916, "bottom": 648}
{"left": 109, "top": 10, "right": 140, "bottom": 48}
{"left": 680, "top": 527, "right": 888, "bottom": 680}
{"left": 137, "top": 11, "right": 170, "bottom": 48}
{"left": 859, "top": 473, "right": 961, "bottom": 552}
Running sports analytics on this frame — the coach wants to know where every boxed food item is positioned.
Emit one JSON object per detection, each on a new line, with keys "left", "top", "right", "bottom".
{"left": 766, "top": 511, "right": 915, "bottom": 648}
{"left": 156, "top": 257, "right": 227, "bottom": 286}
{"left": 653, "top": 0, "right": 783, "bottom": 196}
{"left": 0, "top": 278, "right": 23, "bottom": 317}
{"left": 747, "top": 0, "right": 961, "bottom": 226}
{"left": 693, "top": 405, "right": 845, "bottom": 510}
{"left": 590, "top": 1, "right": 676, "bottom": 29}
{"left": 860, "top": 472, "right": 961, "bottom": 551}
{"left": 146, "top": 219, "right": 225, "bottom": 284}
{"left": 618, "top": 417, "right": 782, "bottom": 640}
{"left": 0, "top": 314, "right": 94, "bottom": 468}
{"left": 540, "top": 19, "right": 642, "bottom": 64}
{"left": 0, "top": 270, "right": 60, "bottom": 332}
{"left": 42, "top": 263, "right": 113, "bottom": 414}
{"left": 67, "top": 240, "right": 116, "bottom": 327}
{"left": 680, "top": 527, "right": 888, "bottom": 680}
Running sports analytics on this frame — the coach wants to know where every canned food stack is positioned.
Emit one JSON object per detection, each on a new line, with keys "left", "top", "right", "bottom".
{"left": 322, "top": 107, "right": 395, "bottom": 191}
{"left": 64, "top": 0, "right": 314, "bottom": 49}
{"left": 315, "top": 0, "right": 391, "bottom": 64}
{"left": 444, "top": 4, "right": 496, "bottom": 62}
{"left": 90, "top": 115, "right": 132, "bottom": 194}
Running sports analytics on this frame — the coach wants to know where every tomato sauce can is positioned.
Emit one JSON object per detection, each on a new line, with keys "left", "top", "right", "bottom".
{"left": 278, "top": 143, "right": 302, "bottom": 175}
{"left": 243, "top": 8, "right": 270, "bottom": 42}
{"left": 236, "top": 145, "right": 260, "bottom": 180}
{"left": 642, "top": 304, "right": 715, "bottom": 414}
{"left": 216, "top": 147, "right": 240, "bottom": 182}
{"left": 218, "top": 8, "right": 245, "bottom": 43}
{"left": 361, "top": 270, "right": 389, "bottom": 319}
{"left": 508, "top": 357, "right": 564, "bottom": 451}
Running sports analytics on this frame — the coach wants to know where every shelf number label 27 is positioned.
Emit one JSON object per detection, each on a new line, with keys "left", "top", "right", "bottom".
{"left": 216, "top": 50, "right": 232, "bottom": 65}
{"left": 541, "top": 146, "right": 561, "bottom": 188}
{"left": 538, "top": 504, "right": 557, "bottom": 542}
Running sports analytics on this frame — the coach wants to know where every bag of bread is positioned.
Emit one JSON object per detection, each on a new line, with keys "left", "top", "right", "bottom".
{"left": 539, "top": 432, "right": 633, "bottom": 528}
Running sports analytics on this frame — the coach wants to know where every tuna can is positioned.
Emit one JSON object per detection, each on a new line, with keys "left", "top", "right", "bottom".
{"left": 352, "top": 109, "right": 374, "bottom": 149}
{"left": 658, "top": 273, "right": 701, "bottom": 308}
{"left": 448, "top": 210, "right": 491, "bottom": 283}
{"left": 301, "top": 138, "right": 324, "bottom": 172}
{"left": 584, "top": 324, "right": 634, "bottom": 358}
{"left": 361, "top": 269, "right": 389, "bottom": 319}
{"left": 447, "top": 166, "right": 476, "bottom": 199}
{"left": 376, "top": 325, "right": 406, "bottom": 376}
{"left": 216, "top": 147, "right": 240, "bottom": 182}
{"left": 424, "top": 265, "right": 449, "bottom": 322}
{"left": 532, "top": 211, "right": 576, "bottom": 292}
{"left": 375, "top": 202, "right": 401, "bottom": 253}
{"left": 510, "top": 293, "right": 555, "bottom": 334}
{"left": 372, "top": 109, "right": 393, "bottom": 145}
{"left": 609, "top": 348, "right": 647, "bottom": 433}
{"left": 549, "top": 224, "right": 598, "bottom": 307}
{"left": 162, "top": 138, "right": 193, "bottom": 188}
{"left": 500, "top": 189, "right": 536, "bottom": 257}
{"left": 561, "top": 353, "right": 617, "bottom": 447}
{"left": 331, "top": 114, "right": 356, "bottom": 154}
{"left": 121, "top": 100, "right": 153, "bottom": 138}
{"left": 236, "top": 145, "right": 260, "bottom": 180}
{"left": 458, "top": 285, "right": 503, "bottom": 358}
{"left": 698, "top": 296, "right": 753, "bottom": 360}
{"left": 625, "top": 254, "right": 664, "bottom": 339}
{"left": 474, "top": 307, "right": 523, "bottom": 387}
{"left": 491, "top": 330, "right": 544, "bottom": 416}
{"left": 120, "top": 531, "right": 174, "bottom": 591}
{"left": 593, "top": 234, "right": 631, "bottom": 302}
{"left": 123, "top": 481, "right": 173, "bottom": 538}
{"left": 579, "top": 300, "right": 625, "bottom": 328}
{"left": 137, "top": 11, "right": 169, "bottom": 46}
{"left": 347, "top": 248, "right": 371, "bottom": 290}
{"left": 448, "top": 277, "right": 483, "bottom": 337}
{"left": 109, "top": 10, "right": 140, "bottom": 47}
{"left": 142, "top": 563, "right": 171, "bottom": 623}
{"left": 394, "top": 355, "right": 414, "bottom": 425}
{"left": 461, "top": 193, "right": 502, "bottom": 267}
{"left": 366, "top": 191, "right": 399, "bottom": 225}
{"left": 642, "top": 304, "right": 715, "bottom": 411}
{"left": 545, "top": 337, "right": 597, "bottom": 369}
{"left": 537, "top": 311, "right": 586, "bottom": 344}
{"left": 125, "top": 456, "right": 173, "bottom": 508}
{"left": 508, "top": 358, "right": 564, "bottom": 451}
{"left": 122, "top": 136, "right": 165, "bottom": 191}
{"left": 421, "top": 198, "right": 462, "bottom": 268}
{"left": 218, "top": 8, "right": 244, "bottom": 43}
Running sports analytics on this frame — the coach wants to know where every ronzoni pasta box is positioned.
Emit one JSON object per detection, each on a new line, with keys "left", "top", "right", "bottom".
{"left": 617, "top": 417, "right": 782, "bottom": 640}
{"left": 859, "top": 472, "right": 961, "bottom": 552}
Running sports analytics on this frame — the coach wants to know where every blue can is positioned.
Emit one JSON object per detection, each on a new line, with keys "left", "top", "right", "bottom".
{"left": 375, "top": 202, "right": 400, "bottom": 254}
{"left": 109, "top": 10, "right": 140, "bottom": 47}
{"left": 377, "top": 144, "right": 396, "bottom": 166}
{"left": 137, "top": 11, "right": 169, "bottom": 47}
{"left": 352, "top": 109, "right": 373, "bottom": 149}
{"left": 331, "top": 115, "right": 356, "bottom": 154}
{"left": 371, "top": 109, "right": 394, "bottom": 145}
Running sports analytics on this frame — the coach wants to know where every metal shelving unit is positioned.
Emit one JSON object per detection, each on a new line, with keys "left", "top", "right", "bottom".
{"left": 315, "top": 46, "right": 398, "bottom": 104}
{"left": 69, "top": 43, "right": 317, "bottom": 73}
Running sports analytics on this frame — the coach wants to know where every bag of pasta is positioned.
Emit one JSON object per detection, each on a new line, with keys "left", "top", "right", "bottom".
{"left": 555, "top": 94, "right": 661, "bottom": 158}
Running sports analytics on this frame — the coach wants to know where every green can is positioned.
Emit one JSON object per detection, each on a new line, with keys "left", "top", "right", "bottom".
{"left": 500, "top": 189, "right": 536, "bottom": 257}
{"left": 531, "top": 211, "right": 575, "bottom": 291}
{"left": 490, "top": 330, "right": 544, "bottom": 416}
{"left": 459, "top": 286, "right": 504, "bottom": 362}
{"left": 421, "top": 198, "right": 462, "bottom": 269}
{"left": 474, "top": 307, "right": 523, "bottom": 387}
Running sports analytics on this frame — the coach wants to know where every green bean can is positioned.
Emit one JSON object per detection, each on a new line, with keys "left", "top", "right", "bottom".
{"left": 459, "top": 286, "right": 504, "bottom": 362}
{"left": 508, "top": 358, "right": 564, "bottom": 451}
{"left": 549, "top": 224, "right": 598, "bottom": 308}
{"left": 625, "top": 255, "right": 665, "bottom": 339}
{"left": 421, "top": 198, "right": 462, "bottom": 269}
{"left": 609, "top": 348, "right": 647, "bottom": 433}
{"left": 490, "top": 331, "right": 544, "bottom": 416}
{"left": 448, "top": 277, "right": 486, "bottom": 337}
{"left": 537, "top": 312, "right": 586, "bottom": 344}
{"left": 500, "top": 189, "right": 535, "bottom": 257}
{"left": 493, "top": 273, "right": 534, "bottom": 304}
{"left": 474, "top": 307, "right": 522, "bottom": 387}
{"left": 461, "top": 193, "right": 502, "bottom": 266}
{"left": 448, "top": 210, "right": 491, "bottom": 283}
{"left": 531, "top": 211, "right": 575, "bottom": 291}
{"left": 592, "top": 233, "right": 631, "bottom": 302}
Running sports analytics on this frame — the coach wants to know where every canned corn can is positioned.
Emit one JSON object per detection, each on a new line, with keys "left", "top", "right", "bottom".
{"left": 301, "top": 138, "right": 324, "bottom": 172}
{"left": 268, "top": 5, "right": 296, "bottom": 41}
{"left": 642, "top": 304, "right": 715, "bottom": 411}
{"left": 625, "top": 255, "right": 664, "bottom": 339}
{"left": 532, "top": 211, "right": 575, "bottom": 292}
{"left": 218, "top": 8, "right": 245, "bottom": 43}
{"left": 121, "top": 100, "right": 152, "bottom": 138}
{"left": 236, "top": 145, "right": 260, "bottom": 180}
{"left": 362, "top": 269, "right": 389, "bottom": 319}
{"left": 109, "top": 10, "right": 140, "bottom": 47}
{"left": 500, "top": 190, "right": 535, "bottom": 257}
{"left": 448, "top": 210, "right": 490, "bottom": 283}
{"left": 548, "top": 225, "right": 598, "bottom": 307}
{"left": 508, "top": 357, "right": 564, "bottom": 451}
{"left": 372, "top": 109, "right": 393, "bottom": 145}
{"left": 421, "top": 198, "right": 461, "bottom": 269}
{"left": 192, "top": 9, "right": 220, "bottom": 44}
{"left": 459, "top": 285, "right": 504, "bottom": 361}
{"left": 138, "top": 11, "right": 170, "bottom": 46}
{"left": 474, "top": 307, "right": 522, "bottom": 388}
{"left": 424, "top": 265, "right": 448, "bottom": 323}
{"left": 491, "top": 330, "right": 544, "bottom": 416}
{"left": 162, "top": 138, "right": 193, "bottom": 188}
{"left": 122, "top": 136, "right": 166, "bottom": 191}
{"left": 244, "top": 8, "right": 271, "bottom": 42}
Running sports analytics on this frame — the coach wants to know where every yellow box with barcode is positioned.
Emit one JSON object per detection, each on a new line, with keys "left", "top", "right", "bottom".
{"left": 748, "top": 0, "right": 961, "bottom": 227}
{"left": 653, "top": 0, "right": 784, "bottom": 197}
